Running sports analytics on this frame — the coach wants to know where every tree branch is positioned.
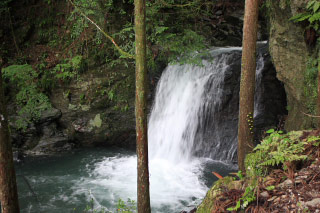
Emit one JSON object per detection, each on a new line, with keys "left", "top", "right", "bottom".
{"left": 301, "top": 111, "right": 320, "bottom": 118}
{"left": 68, "top": 0, "right": 134, "bottom": 59}
{"left": 158, "top": 0, "right": 194, "bottom": 8}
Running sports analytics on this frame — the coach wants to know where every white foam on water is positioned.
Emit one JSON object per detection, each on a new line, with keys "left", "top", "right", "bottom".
{"left": 58, "top": 47, "right": 266, "bottom": 212}
{"left": 72, "top": 49, "right": 245, "bottom": 212}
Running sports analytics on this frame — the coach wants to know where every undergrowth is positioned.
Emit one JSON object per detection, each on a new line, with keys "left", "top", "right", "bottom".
{"left": 78, "top": 198, "right": 136, "bottom": 213}
{"left": 2, "top": 64, "right": 52, "bottom": 130}
{"left": 227, "top": 129, "right": 320, "bottom": 211}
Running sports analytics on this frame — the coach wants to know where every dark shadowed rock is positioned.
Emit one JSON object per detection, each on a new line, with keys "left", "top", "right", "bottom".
{"left": 38, "top": 108, "right": 62, "bottom": 124}
{"left": 192, "top": 43, "right": 287, "bottom": 163}
{"left": 32, "top": 136, "right": 69, "bottom": 153}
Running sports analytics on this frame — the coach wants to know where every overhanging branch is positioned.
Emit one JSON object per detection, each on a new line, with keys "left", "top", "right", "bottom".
{"left": 68, "top": 0, "right": 134, "bottom": 59}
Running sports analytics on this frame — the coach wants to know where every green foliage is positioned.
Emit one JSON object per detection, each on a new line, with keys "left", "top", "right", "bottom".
{"left": 68, "top": 0, "right": 95, "bottom": 39}
{"left": 2, "top": 64, "right": 52, "bottom": 130}
{"left": 100, "top": 71, "right": 133, "bottom": 112}
{"left": 303, "top": 58, "right": 318, "bottom": 114}
{"left": 53, "top": 55, "right": 86, "bottom": 82}
{"left": 307, "top": 135, "right": 320, "bottom": 146}
{"left": 78, "top": 198, "right": 136, "bottom": 213}
{"left": 290, "top": 0, "right": 320, "bottom": 30}
{"left": 145, "top": 1, "right": 208, "bottom": 66}
{"left": 115, "top": 198, "right": 136, "bottom": 213}
{"left": 67, "top": 0, "right": 209, "bottom": 69}
{"left": 227, "top": 185, "right": 256, "bottom": 211}
{"left": 235, "top": 170, "right": 244, "bottom": 181}
{"left": 0, "top": 0, "right": 12, "bottom": 14}
{"left": 265, "top": 185, "right": 275, "bottom": 191}
{"left": 245, "top": 130, "right": 308, "bottom": 177}
{"left": 229, "top": 129, "right": 314, "bottom": 211}
{"left": 107, "top": 89, "right": 115, "bottom": 101}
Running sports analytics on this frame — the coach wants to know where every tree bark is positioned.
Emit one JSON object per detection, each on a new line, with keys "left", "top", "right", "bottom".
{"left": 237, "top": 0, "right": 259, "bottom": 172}
{"left": 0, "top": 60, "right": 20, "bottom": 213}
{"left": 134, "top": 0, "right": 151, "bottom": 212}
{"left": 318, "top": 50, "right": 320, "bottom": 128}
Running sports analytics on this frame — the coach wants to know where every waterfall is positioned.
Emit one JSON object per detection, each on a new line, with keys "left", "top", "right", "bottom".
{"left": 17, "top": 43, "right": 286, "bottom": 213}
{"left": 148, "top": 62, "right": 219, "bottom": 163}
{"left": 69, "top": 43, "right": 284, "bottom": 213}
{"left": 148, "top": 46, "right": 266, "bottom": 163}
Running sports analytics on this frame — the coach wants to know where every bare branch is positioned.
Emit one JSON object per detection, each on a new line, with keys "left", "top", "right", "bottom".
{"left": 301, "top": 111, "right": 320, "bottom": 118}
{"left": 158, "top": 0, "right": 194, "bottom": 8}
{"left": 68, "top": 0, "right": 134, "bottom": 59}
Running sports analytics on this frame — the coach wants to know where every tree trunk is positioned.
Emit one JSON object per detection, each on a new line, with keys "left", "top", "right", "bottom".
{"left": 0, "top": 60, "right": 20, "bottom": 213}
{"left": 134, "top": 0, "right": 151, "bottom": 212}
{"left": 318, "top": 50, "right": 320, "bottom": 128}
{"left": 237, "top": 0, "right": 259, "bottom": 173}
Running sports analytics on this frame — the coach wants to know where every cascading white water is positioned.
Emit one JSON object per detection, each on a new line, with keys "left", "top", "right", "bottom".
{"left": 254, "top": 50, "right": 265, "bottom": 117}
{"left": 148, "top": 63, "right": 214, "bottom": 163}
{"left": 71, "top": 46, "right": 267, "bottom": 212}
{"left": 148, "top": 48, "right": 241, "bottom": 163}
{"left": 17, "top": 43, "right": 286, "bottom": 213}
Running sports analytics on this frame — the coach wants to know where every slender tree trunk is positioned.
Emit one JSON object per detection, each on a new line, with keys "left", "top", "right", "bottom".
{"left": 0, "top": 60, "right": 20, "bottom": 213}
{"left": 318, "top": 51, "right": 320, "bottom": 128}
{"left": 134, "top": 0, "right": 151, "bottom": 212}
{"left": 237, "top": 0, "right": 259, "bottom": 172}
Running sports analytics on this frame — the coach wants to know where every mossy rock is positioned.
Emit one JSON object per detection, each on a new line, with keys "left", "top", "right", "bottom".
{"left": 197, "top": 176, "right": 242, "bottom": 213}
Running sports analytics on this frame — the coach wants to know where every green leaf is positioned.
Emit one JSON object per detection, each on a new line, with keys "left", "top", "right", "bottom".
{"left": 314, "top": 2, "right": 320, "bottom": 13}
{"left": 307, "top": 0, "right": 315, "bottom": 10}
{"left": 266, "top": 129, "right": 275, "bottom": 134}
{"left": 155, "top": 26, "right": 168, "bottom": 35}
{"left": 309, "top": 12, "right": 320, "bottom": 23}
{"left": 297, "top": 14, "right": 312, "bottom": 22}
{"left": 266, "top": 185, "right": 275, "bottom": 191}
{"left": 289, "top": 13, "right": 306, "bottom": 21}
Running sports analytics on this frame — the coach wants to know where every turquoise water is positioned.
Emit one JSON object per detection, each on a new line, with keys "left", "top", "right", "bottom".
{"left": 15, "top": 147, "right": 235, "bottom": 213}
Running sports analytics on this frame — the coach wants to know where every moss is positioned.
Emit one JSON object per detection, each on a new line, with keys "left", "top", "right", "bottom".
{"left": 197, "top": 176, "right": 236, "bottom": 213}
{"left": 89, "top": 114, "right": 102, "bottom": 128}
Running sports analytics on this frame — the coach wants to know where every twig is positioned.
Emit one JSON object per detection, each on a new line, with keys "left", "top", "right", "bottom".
{"left": 8, "top": 9, "right": 21, "bottom": 56}
{"left": 301, "top": 111, "right": 320, "bottom": 118}
{"left": 158, "top": 0, "right": 194, "bottom": 8}
{"left": 68, "top": 0, "right": 134, "bottom": 59}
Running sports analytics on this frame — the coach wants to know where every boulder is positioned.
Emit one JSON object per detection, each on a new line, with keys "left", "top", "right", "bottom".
{"left": 38, "top": 108, "right": 62, "bottom": 124}
{"left": 32, "top": 136, "right": 69, "bottom": 153}
{"left": 268, "top": 0, "right": 317, "bottom": 130}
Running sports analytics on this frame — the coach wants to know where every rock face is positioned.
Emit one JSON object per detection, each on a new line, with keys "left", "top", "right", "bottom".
{"left": 193, "top": 43, "right": 287, "bottom": 162}
{"left": 49, "top": 66, "right": 136, "bottom": 149}
{"left": 11, "top": 44, "right": 287, "bottom": 156}
{"left": 10, "top": 64, "right": 136, "bottom": 155}
{"left": 268, "top": 0, "right": 316, "bottom": 130}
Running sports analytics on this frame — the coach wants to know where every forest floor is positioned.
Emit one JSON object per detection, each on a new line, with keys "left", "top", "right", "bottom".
{"left": 207, "top": 130, "right": 320, "bottom": 213}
